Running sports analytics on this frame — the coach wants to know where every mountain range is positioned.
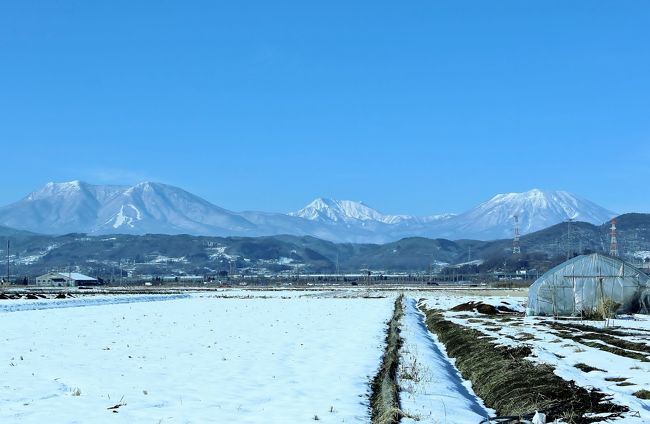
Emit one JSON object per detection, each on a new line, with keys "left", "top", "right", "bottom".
{"left": 0, "top": 181, "right": 617, "bottom": 242}
{"left": 2, "top": 213, "right": 649, "bottom": 278}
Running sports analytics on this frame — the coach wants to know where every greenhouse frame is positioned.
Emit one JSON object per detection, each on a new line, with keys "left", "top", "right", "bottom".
{"left": 527, "top": 253, "right": 650, "bottom": 316}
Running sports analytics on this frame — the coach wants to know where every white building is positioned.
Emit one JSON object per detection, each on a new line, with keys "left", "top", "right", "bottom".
{"left": 33, "top": 272, "right": 99, "bottom": 287}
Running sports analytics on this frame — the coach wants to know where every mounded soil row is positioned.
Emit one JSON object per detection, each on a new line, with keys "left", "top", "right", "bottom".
{"left": 419, "top": 303, "right": 628, "bottom": 423}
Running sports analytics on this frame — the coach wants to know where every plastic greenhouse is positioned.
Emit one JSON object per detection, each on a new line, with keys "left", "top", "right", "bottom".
{"left": 527, "top": 253, "right": 650, "bottom": 316}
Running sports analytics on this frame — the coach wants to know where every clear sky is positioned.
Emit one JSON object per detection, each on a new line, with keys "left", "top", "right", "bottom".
{"left": 1, "top": 1, "right": 648, "bottom": 215}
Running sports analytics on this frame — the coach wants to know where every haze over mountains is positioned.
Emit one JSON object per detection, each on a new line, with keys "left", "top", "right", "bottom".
{"left": 0, "top": 181, "right": 616, "bottom": 243}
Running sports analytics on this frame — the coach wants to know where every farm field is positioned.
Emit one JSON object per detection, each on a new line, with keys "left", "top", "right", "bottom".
{"left": 417, "top": 292, "right": 650, "bottom": 423}
{"left": 0, "top": 290, "right": 393, "bottom": 423}
{"left": 1, "top": 287, "right": 649, "bottom": 423}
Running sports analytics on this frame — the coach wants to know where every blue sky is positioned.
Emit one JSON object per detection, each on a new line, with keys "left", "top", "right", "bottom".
{"left": 1, "top": 1, "right": 648, "bottom": 215}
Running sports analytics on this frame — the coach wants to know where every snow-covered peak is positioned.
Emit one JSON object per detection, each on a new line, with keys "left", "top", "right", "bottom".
{"left": 28, "top": 180, "right": 84, "bottom": 200}
{"left": 26, "top": 181, "right": 127, "bottom": 203}
{"left": 123, "top": 181, "right": 159, "bottom": 194}
{"left": 487, "top": 188, "right": 567, "bottom": 211}
{"left": 290, "top": 198, "right": 407, "bottom": 224}
{"left": 450, "top": 188, "right": 617, "bottom": 238}
{"left": 480, "top": 189, "right": 601, "bottom": 218}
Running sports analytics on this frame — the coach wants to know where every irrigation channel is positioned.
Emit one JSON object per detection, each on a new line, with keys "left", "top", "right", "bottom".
{"left": 371, "top": 296, "right": 491, "bottom": 424}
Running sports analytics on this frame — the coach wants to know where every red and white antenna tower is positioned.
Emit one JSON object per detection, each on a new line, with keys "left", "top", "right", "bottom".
{"left": 513, "top": 215, "right": 521, "bottom": 255}
{"left": 609, "top": 218, "right": 618, "bottom": 257}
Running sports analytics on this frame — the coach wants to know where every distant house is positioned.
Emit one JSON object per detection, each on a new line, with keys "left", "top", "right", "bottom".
{"left": 33, "top": 272, "right": 99, "bottom": 287}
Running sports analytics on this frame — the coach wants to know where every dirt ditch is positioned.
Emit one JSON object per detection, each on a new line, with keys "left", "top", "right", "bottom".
{"left": 419, "top": 304, "right": 628, "bottom": 423}
{"left": 369, "top": 295, "right": 406, "bottom": 424}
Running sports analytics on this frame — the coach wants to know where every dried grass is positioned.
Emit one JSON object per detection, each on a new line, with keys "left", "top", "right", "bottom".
{"left": 370, "top": 295, "right": 406, "bottom": 424}
{"left": 420, "top": 307, "right": 627, "bottom": 423}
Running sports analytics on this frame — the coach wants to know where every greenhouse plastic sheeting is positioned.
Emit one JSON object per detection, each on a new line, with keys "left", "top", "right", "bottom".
{"left": 527, "top": 253, "right": 650, "bottom": 316}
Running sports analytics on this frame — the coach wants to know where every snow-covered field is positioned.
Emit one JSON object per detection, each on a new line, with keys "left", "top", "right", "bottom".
{"left": 2, "top": 288, "right": 649, "bottom": 423}
{"left": 1, "top": 291, "right": 394, "bottom": 423}
{"left": 420, "top": 292, "right": 650, "bottom": 423}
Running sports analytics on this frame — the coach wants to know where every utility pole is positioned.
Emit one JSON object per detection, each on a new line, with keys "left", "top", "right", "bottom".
{"left": 229, "top": 260, "right": 236, "bottom": 279}
{"left": 119, "top": 259, "right": 123, "bottom": 285}
{"left": 336, "top": 252, "right": 340, "bottom": 277}
{"left": 6, "top": 240, "right": 9, "bottom": 283}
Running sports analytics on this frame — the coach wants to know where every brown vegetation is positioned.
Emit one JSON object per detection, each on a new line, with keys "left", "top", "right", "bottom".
{"left": 420, "top": 304, "right": 628, "bottom": 423}
{"left": 370, "top": 295, "right": 406, "bottom": 424}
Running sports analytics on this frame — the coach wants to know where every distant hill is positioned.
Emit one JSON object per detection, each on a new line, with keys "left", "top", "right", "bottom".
{"left": 0, "top": 225, "right": 36, "bottom": 237}
{"left": 1, "top": 213, "right": 649, "bottom": 279}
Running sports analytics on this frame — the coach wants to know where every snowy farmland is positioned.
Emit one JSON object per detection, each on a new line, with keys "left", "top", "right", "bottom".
{"left": 1, "top": 288, "right": 650, "bottom": 423}
{"left": 1, "top": 291, "right": 394, "bottom": 423}
{"left": 418, "top": 292, "right": 650, "bottom": 423}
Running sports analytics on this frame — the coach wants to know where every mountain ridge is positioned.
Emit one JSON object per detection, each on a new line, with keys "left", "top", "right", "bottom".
{"left": 2, "top": 213, "right": 649, "bottom": 278}
{"left": 0, "top": 181, "right": 617, "bottom": 242}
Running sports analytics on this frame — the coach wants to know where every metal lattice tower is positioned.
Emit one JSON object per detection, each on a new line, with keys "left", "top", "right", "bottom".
{"left": 512, "top": 215, "right": 521, "bottom": 255}
{"left": 609, "top": 218, "right": 618, "bottom": 257}
{"left": 566, "top": 218, "right": 575, "bottom": 260}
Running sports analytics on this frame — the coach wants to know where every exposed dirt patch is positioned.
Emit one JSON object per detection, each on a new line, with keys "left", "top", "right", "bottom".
{"left": 560, "top": 322, "right": 650, "bottom": 336}
{"left": 604, "top": 377, "right": 627, "bottom": 382}
{"left": 451, "top": 301, "right": 521, "bottom": 315}
{"left": 545, "top": 322, "right": 650, "bottom": 362}
{"left": 574, "top": 363, "right": 606, "bottom": 373}
{"left": 546, "top": 322, "right": 650, "bottom": 354}
{"left": 0, "top": 292, "right": 75, "bottom": 300}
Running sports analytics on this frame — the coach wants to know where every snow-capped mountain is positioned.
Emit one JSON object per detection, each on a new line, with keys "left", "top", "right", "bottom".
{"left": 0, "top": 181, "right": 127, "bottom": 234}
{"left": 94, "top": 182, "right": 256, "bottom": 235}
{"left": 0, "top": 182, "right": 617, "bottom": 242}
{"left": 290, "top": 198, "right": 455, "bottom": 226}
{"left": 0, "top": 181, "right": 257, "bottom": 237}
{"left": 290, "top": 198, "right": 409, "bottom": 224}
{"left": 434, "top": 189, "right": 616, "bottom": 240}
